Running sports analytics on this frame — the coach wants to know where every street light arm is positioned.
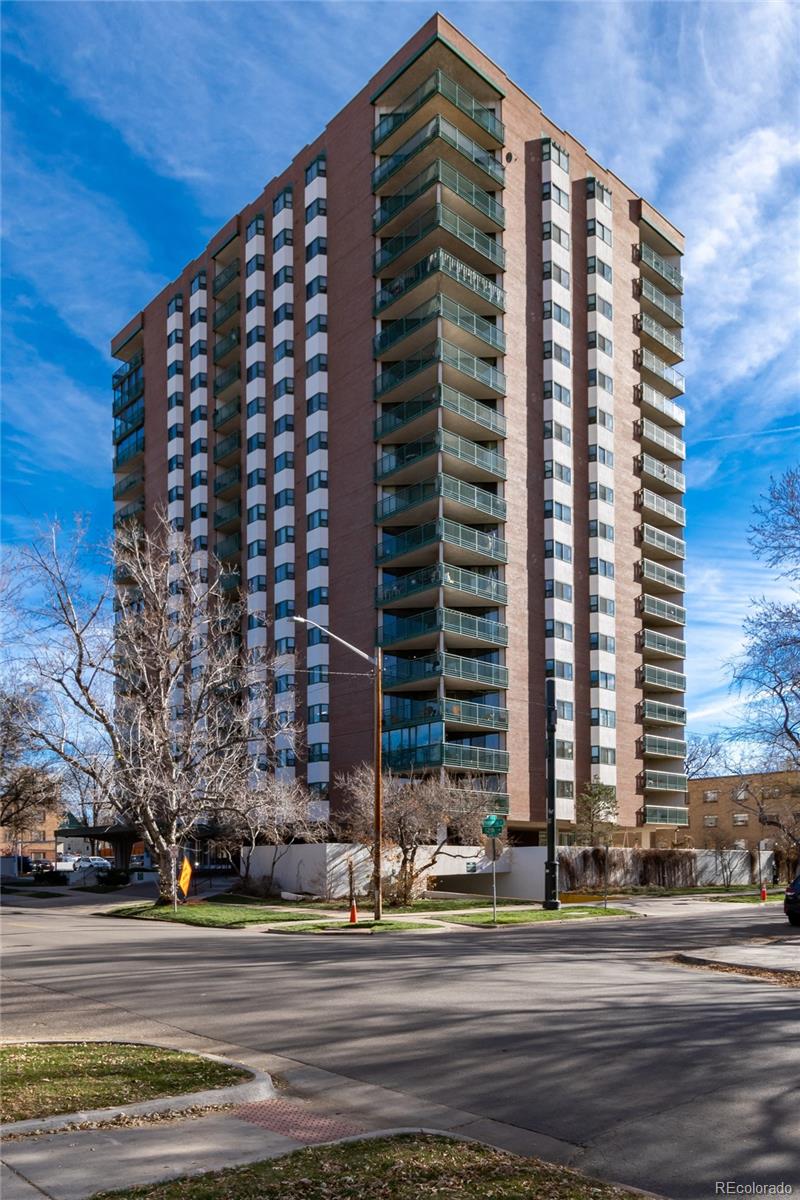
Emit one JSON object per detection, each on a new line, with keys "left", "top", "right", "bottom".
{"left": 290, "top": 614, "right": 376, "bottom": 665}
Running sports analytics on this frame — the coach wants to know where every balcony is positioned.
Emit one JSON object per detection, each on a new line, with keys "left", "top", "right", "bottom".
{"left": 638, "top": 558, "right": 686, "bottom": 594}
{"left": 113, "top": 373, "right": 144, "bottom": 417}
{"left": 376, "top": 474, "right": 505, "bottom": 525}
{"left": 214, "top": 465, "right": 241, "bottom": 497}
{"left": 375, "top": 204, "right": 505, "bottom": 276}
{"left": 375, "top": 383, "right": 505, "bottom": 442}
{"left": 113, "top": 430, "right": 144, "bottom": 471}
{"left": 639, "top": 524, "right": 686, "bottom": 561}
{"left": 377, "top": 518, "right": 507, "bottom": 569}
{"left": 214, "top": 499, "right": 241, "bottom": 531}
{"left": 112, "top": 498, "right": 145, "bottom": 528}
{"left": 220, "top": 569, "right": 241, "bottom": 593}
{"left": 214, "top": 532, "right": 241, "bottom": 561}
{"left": 638, "top": 594, "right": 686, "bottom": 626}
{"left": 639, "top": 699, "right": 687, "bottom": 726}
{"left": 213, "top": 294, "right": 240, "bottom": 332}
{"left": 113, "top": 399, "right": 144, "bottom": 444}
{"left": 112, "top": 350, "right": 143, "bottom": 386}
{"left": 375, "top": 430, "right": 506, "bottom": 485}
{"left": 212, "top": 258, "right": 240, "bottom": 298}
{"left": 213, "top": 328, "right": 241, "bottom": 365}
{"left": 384, "top": 742, "right": 509, "bottom": 773}
{"left": 378, "top": 606, "right": 508, "bottom": 650}
{"left": 636, "top": 489, "right": 686, "bottom": 528}
{"left": 373, "top": 67, "right": 504, "bottom": 153}
{"left": 639, "top": 242, "right": 683, "bottom": 293}
{"left": 637, "top": 313, "right": 684, "bottom": 363}
{"left": 375, "top": 248, "right": 505, "bottom": 319}
{"left": 637, "top": 418, "right": 685, "bottom": 461}
{"left": 214, "top": 362, "right": 241, "bottom": 399}
{"left": 638, "top": 629, "right": 686, "bottom": 659}
{"left": 383, "top": 696, "right": 508, "bottom": 733}
{"left": 636, "top": 383, "right": 685, "bottom": 428}
{"left": 639, "top": 735, "right": 687, "bottom": 759}
{"left": 638, "top": 664, "right": 686, "bottom": 693}
{"left": 213, "top": 396, "right": 241, "bottom": 432}
{"left": 372, "top": 114, "right": 504, "bottom": 193}
{"left": 374, "top": 158, "right": 505, "bottom": 235}
{"left": 638, "top": 348, "right": 685, "bottom": 396}
{"left": 376, "top": 562, "right": 507, "bottom": 608}
{"left": 639, "top": 805, "right": 689, "bottom": 826}
{"left": 374, "top": 293, "right": 505, "bottom": 359}
{"left": 383, "top": 651, "right": 508, "bottom": 691}
{"left": 213, "top": 430, "right": 241, "bottom": 465}
{"left": 113, "top": 471, "right": 144, "bottom": 501}
{"left": 641, "top": 771, "right": 688, "bottom": 793}
{"left": 637, "top": 453, "right": 686, "bottom": 495}
{"left": 374, "top": 338, "right": 506, "bottom": 403}
{"left": 639, "top": 277, "right": 684, "bottom": 327}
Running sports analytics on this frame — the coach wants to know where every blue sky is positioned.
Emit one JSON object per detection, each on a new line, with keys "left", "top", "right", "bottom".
{"left": 2, "top": 0, "right": 798, "bottom": 734}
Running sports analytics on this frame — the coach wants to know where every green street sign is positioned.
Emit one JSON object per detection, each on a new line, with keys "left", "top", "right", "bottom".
{"left": 482, "top": 815, "right": 505, "bottom": 837}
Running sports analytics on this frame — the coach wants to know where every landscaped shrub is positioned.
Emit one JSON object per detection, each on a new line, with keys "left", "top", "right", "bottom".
{"left": 99, "top": 868, "right": 130, "bottom": 886}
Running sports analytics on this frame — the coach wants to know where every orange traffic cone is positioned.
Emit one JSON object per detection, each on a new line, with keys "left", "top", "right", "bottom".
{"left": 349, "top": 898, "right": 358, "bottom": 924}
{"left": 760, "top": 884, "right": 767, "bottom": 902}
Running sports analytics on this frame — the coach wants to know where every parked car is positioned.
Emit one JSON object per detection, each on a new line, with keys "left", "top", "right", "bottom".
{"left": 784, "top": 874, "right": 800, "bottom": 927}
{"left": 72, "top": 856, "right": 114, "bottom": 872}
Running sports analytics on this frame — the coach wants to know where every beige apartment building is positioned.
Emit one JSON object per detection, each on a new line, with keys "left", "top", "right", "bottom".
{"left": 688, "top": 770, "right": 799, "bottom": 852}
{"left": 110, "top": 14, "right": 687, "bottom": 843}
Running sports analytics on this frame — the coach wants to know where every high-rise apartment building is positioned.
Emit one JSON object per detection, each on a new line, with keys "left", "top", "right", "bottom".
{"left": 111, "top": 14, "right": 687, "bottom": 845}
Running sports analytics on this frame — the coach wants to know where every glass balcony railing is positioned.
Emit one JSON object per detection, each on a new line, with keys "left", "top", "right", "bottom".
{"left": 113, "top": 430, "right": 144, "bottom": 471}
{"left": 214, "top": 363, "right": 241, "bottom": 398}
{"left": 636, "top": 384, "right": 685, "bottom": 427}
{"left": 213, "top": 499, "right": 241, "bottom": 530}
{"left": 375, "top": 430, "right": 506, "bottom": 482}
{"left": 214, "top": 465, "right": 241, "bottom": 496}
{"left": 640, "top": 735, "right": 687, "bottom": 758}
{"left": 375, "top": 203, "right": 505, "bottom": 274}
{"left": 213, "top": 328, "right": 240, "bottom": 364}
{"left": 637, "top": 489, "right": 686, "bottom": 527}
{"left": 220, "top": 570, "right": 241, "bottom": 593}
{"left": 212, "top": 258, "right": 240, "bottom": 297}
{"left": 383, "top": 697, "right": 508, "bottom": 732}
{"left": 642, "top": 771, "right": 688, "bottom": 793}
{"left": 112, "top": 374, "right": 144, "bottom": 417}
{"left": 213, "top": 396, "right": 241, "bottom": 431}
{"left": 372, "top": 114, "right": 504, "bottom": 191}
{"left": 374, "top": 158, "right": 505, "bottom": 233}
{"left": 113, "top": 399, "right": 144, "bottom": 444}
{"left": 640, "top": 525, "right": 686, "bottom": 559}
{"left": 639, "top": 348, "right": 685, "bottom": 394}
{"left": 441, "top": 652, "right": 507, "bottom": 688}
{"left": 638, "top": 454, "right": 686, "bottom": 493}
{"left": 376, "top": 562, "right": 507, "bottom": 607}
{"left": 374, "top": 383, "right": 505, "bottom": 440}
{"left": 638, "top": 313, "right": 684, "bottom": 359}
{"left": 112, "top": 351, "right": 143, "bottom": 386}
{"left": 378, "top": 607, "right": 508, "bottom": 648}
{"left": 375, "top": 247, "right": 506, "bottom": 315}
{"left": 213, "top": 431, "right": 241, "bottom": 464}
{"left": 373, "top": 68, "right": 504, "bottom": 149}
{"left": 214, "top": 532, "right": 241, "bottom": 560}
{"left": 638, "top": 594, "right": 686, "bottom": 626}
{"left": 377, "top": 518, "right": 507, "bottom": 565}
{"left": 637, "top": 419, "right": 686, "bottom": 461}
{"left": 639, "top": 665, "right": 686, "bottom": 692}
{"left": 374, "top": 339, "right": 506, "bottom": 400}
{"left": 383, "top": 652, "right": 508, "bottom": 689}
{"left": 113, "top": 471, "right": 144, "bottom": 500}
{"left": 639, "top": 629, "right": 686, "bottom": 658}
{"left": 213, "top": 294, "right": 240, "bottom": 331}
{"left": 639, "top": 242, "right": 683, "bottom": 292}
{"left": 639, "top": 277, "right": 684, "bottom": 326}
{"left": 639, "top": 558, "right": 686, "bottom": 592}
{"left": 112, "top": 498, "right": 145, "bottom": 528}
{"left": 374, "top": 293, "right": 505, "bottom": 357}
{"left": 384, "top": 742, "right": 509, "bottom": 773}
{"left": 376, "top": 474, "right": 506, "bottom": 523}
{"left": 639, "top": 699, "right": 687, "bottom": 725}
{"left": 640, "top": 805, "right": 689, "bottom": 826}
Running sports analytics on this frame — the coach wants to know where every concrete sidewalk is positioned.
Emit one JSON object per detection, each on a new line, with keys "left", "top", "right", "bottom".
{"left": 676, "top": 935, "right": 799, "bottom": 976}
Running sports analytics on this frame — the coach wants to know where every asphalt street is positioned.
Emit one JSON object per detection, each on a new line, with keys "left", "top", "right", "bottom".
{"left": 1, "top": 894, "right": 798, "bottom": 1200}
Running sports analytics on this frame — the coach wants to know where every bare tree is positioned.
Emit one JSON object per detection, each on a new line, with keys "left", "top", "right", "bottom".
{"left": 722, "top": 769, "right": 800, "bottom": 854}
{"left": 337, "top": 765, "right": 491, "bottom": 906}
{"left": 574, "top": 777, "right": 618, "bottom": 846}
{"left": 0, "top": 685, "right": 60, "bottom": 838}
{"left": 685, "top": 733, "right": 725, "bottom": 780}
{"left": 214, "top": 774, "right": 327, "bottom": 890}
{"left": 706, "top": 828, "right": 739, "bottom": 890}
{"left": 749, "top": 466, "right": 800, "bottom": 580}
{"left": 16, "top": 514, "right": 285, "bottom": 903}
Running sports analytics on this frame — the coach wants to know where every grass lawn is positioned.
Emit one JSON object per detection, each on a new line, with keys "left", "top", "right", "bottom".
{"left": 445, "top": 905, "right": 632, "bottom": 926}
{"left": 90, "top": 1133, "right": 645, "bottom": 1200}
{"left": 276, "top": 919, "right": 433, "bottom": 934}
{"left": 0, "top": 888, "right": 65, "bottom": 900}
{"left": 291, "top": 896, "right": 533, "bottom": 912}
{"left": 107, "top": 902, "right": 320, "bottom": 927}
{"left": 709, "top": 893, "right": 784, "bottom": 904}
{"left": 0, "top": 1042, "right": 249, "bottom": 1123}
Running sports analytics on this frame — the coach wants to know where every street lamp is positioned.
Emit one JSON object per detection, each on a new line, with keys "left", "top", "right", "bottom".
{"left": 291, "top": 615, "right": 384, "bottom": 921}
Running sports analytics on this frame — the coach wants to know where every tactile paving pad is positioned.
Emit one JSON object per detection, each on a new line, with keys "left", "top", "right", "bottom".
{"left": 232, "top": 1099, "right": 366, "bottom": 1143}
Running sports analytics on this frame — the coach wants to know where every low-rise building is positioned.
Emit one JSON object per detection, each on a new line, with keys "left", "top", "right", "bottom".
{"left": 687, "top": 769, "right": 799, "bottom": 853}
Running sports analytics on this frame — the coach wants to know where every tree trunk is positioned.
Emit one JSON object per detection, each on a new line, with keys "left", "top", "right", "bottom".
{"left": 155, "top": 849, "right": 176, "bottom": 906}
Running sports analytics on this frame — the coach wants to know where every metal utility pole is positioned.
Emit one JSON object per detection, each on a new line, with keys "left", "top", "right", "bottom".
{"left": 543, "top": 677, "right": 561, "bottom": 910}
{"left": 373, "top": 646, "right": 383, "bottom": 922}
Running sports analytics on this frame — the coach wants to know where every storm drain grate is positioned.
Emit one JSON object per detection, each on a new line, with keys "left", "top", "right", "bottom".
{"left": 232, "top": 1098, "right": 366, "bottom": 1143}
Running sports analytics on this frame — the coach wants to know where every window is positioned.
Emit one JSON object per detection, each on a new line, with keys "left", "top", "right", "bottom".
{"left": 591, "top": 746, "right": 616, "bottom": 764}
{"left": 274, "top": 265, "right": 293, "bottom": 289}
{"left": 590, "top": 594, "right": 616, "bottom": 616}
{"left": 168, "top": 485, "right": 184, "bottom": 502}
{"left": 190, "top": 437, "right": 207, "bottom": 457}
{"left": 190, "top": 503, "right": 207, "bottom": 520}
{"left": 274, "top": 451, "right": 294, "bottom": 473}
{"left": 702, "top": 790, "right": 719, "bottom": 803}
{"left": 543, "top": 300, "right": 570, "bottom": 328}
{"left": 543, "top": 340, "right": 570, "bottom": 366}
{"left": 274, "top": 636, "right": 295, "bottom": 655}
{"left": 247, "top": 397, "right": 266, "bottom": 418}
{"left": 190, "top": 470, "right": 207, "bottom": 488}
{"left": 246, "top": 214, "right": 264, "bottom": 240}
{"left": 275, "top": 562, "right": 295, "bottom": 583}
{"left": 247, "top": 361, "right": 266, "bottom": 383}
{"left": 307, "top": 547, "right": 329, "bottom": 570}
{"left": 307, "top": 509, "right": 328, "bottom": 531}
{"left": 545, "top": 659, "right": 573, "bottom": 680}
{"left": 733, "top": 813, "right": 749, "bottom": 826}
{"left": 587, "top": 256, "right": 613, "bottom": 282}
{"left": 542, "top": 221, "right": 570, "bottom": 248}
{"left": 557, "top": 700, "right": 574, "bottom": 721}
{"left": 588, "top": 406, "right": 614, "bottom": 430}
{"left": 307, "top": 470, "right": 328, "bottom": 492}
{"left": 305, "top": 197, "right": 327, "bottom": 222}
{"left": 275, "top": 746, "right": 297, "bottom": 766}
{"left": 590, "top": 632, "right": 616, "bottom": 652}
{"left": 247, "top": 432, "right": 266, "bottom": 453}
{"left": 167, "top": 294, "right": 183, "bottom": 316}
{"left": 274, "top": 340, "right": 293, "bottom": 364}
{"left": 590, "top": 670, "right": 616, "bottom": 690}
{"left": 544, "top": 419, "right": 571, "bottom": 445}
{"left": 275, "top": 670, "right": 295, "bottom": 692}
{"left": 273, "top": 187, "right": 292, "bottom": 216}
{"left": 246, "top": 290, "right": 265, "bottom": 312}
{"left": 190, "top": 371, "right": 207, "bottom": 391}
{"left": 587, "top": 217, "right": 612, "bottom": 245}
{"left": 246, "top": 326, "right": 266, "bottom": 347}
{"left": 247, "top": 504, "right": 267, "bottom": 523}
{"left": 306, "top": 431, "right": 328, "bottom": 455}
{"left": 556, "top": 739, "right": 574, "bottom": 760}
{"left": 274, "top": 302, "right": 294, "bottom": 327}
{"left": 543, "top": 261, "right": 570, "bottom": 288}
{"left": 588, "top": 331, "right": 613, "bottom": 357}
{"left": 589, "top": 445, "right": 614, "bottom": 467}
{"left": 275, "top": 377, "right": 295, "bottom": 399}
{"left": 544, "top": 460, "right": 572, "bottom": 483}
{"left": 589, "top": 557, "right": 615, "bottom": 578}
{"left": 167, "top": 329, "right": 183, "bottom": 347}
{"left": 275, "top": 525, "right": 295, "bottom": 546}
{"left": 274, "top": 488, "right": 295, "bottom": 510}
{"left": 589, "top": 482, "right": 615, "bottom": 504}
{"left": 586, "top": 177, "right": 612, "bottom": 207}
{"left": 544, "top": 380, "right": 571, "bottom": 407}
{"left": 308, "top": 625, "right": 329, "bottom": 646}
{"left": 168, "top": 391, "right": 184, "bottom": 411}
{"left": 246, "top": 254, "right": 265, "bottom": 277}
{"left": 588, "top": 293, "right": 613, "bottom": 319}
{"left": 190, "top": 306, "right": 207, "bottom": 327}
{"left": 248, "top": 575, "right": 267, "bottom": 593}
{"left": 588, "top": 520, "right": 614, "bottom": 541}
{"left": 542, "top": 181, "right": 569, "bottom": 210}
{"left": 168, "top": 423, "right": 184, "bottom": 442}
{"left": 247, "top": 468, "right": 266, "bottom": 487}
{"left": 308, "top": 586, "right": 329, "bottom": 608}
{"left": 544, "top": 499, "right": 571, "bottom": 523}
{"left": 544, "top": 539, "right": 572, "bottom": 562}
{"left": 545, "top": 580, "right": 573, "bottom": 602}
{"left": 588, "top": 368, "right": 614, "bottom": 394}
{"left": 167, "top": 361, "right": 183, "bottom": 379}
{"left": 307, "top": 275, "right": 327, "bottom": 300}
{"left": 190, "top": 404, "right": 207, "bottom": 425}
{"left": 545, "top": 619, "right": 573, "bottom": 641}
{"left": 305, "top": 155, "right": 326, "bottom": 184}
{"left": 248, "top": 539, "right": 267, "bottom": 559}
{"left": 191, "top": 270, "right": 206, "bottom": 294}
{"left": 305, "top": 236, "right": 327, "bottom": 262}
{"left": 274, "top": 414, "right": 294, "bottom": 437}
{"left": 541, "top": 137, "right": 569, "bottom": 171}
{"left": 703, "top": 815, "right": 718, "bottom": 827}
{"left": 556, "top": 780, "right": 574, "bottom": 799}
{"left": 273, "top": 227, "right": 293, "bottom": 252}
{"left": 306, "top": 313, "right": 328, "bottom": 338}
{"left": 591, "top": 708, "right": 616, "bottom": 728}
{"left": 168, "top": 453, "right": 184, "bottom": 472}
{"left": 308, "top": 742, "right": 330, "bottom": 763}
{"left": 307, "top": 391, "right": 328, "bottom": 415}
{"left": 306, "top": 353, "right": 328, "bottom": 377}
{"left": 308, "top": 703, "right": 329, "bottom": 725}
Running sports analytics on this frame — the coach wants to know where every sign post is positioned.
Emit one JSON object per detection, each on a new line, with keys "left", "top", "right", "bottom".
{"left": 482, "top": 814, "right": 505, "bottom": 925}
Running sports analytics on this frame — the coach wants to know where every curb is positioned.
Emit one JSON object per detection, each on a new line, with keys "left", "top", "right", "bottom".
{"left": 0, "top": 1045, "right": 275, "bottom": 1138}
{"left": 671, "top": 951, "right": 799, "bottom": 978}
